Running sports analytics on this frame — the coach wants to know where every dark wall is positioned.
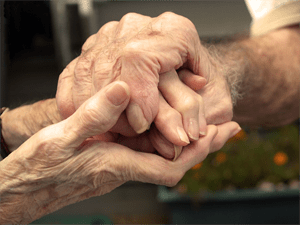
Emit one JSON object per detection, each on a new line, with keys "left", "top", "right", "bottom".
{"left": 4, "top": 1, "right": 53, "bottom": 59}
{"left": 2, "top": 1, "right": 59, "bottom": 108}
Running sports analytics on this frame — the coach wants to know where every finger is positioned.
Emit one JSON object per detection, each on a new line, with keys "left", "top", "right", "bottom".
{"left": 148, "top": 12, "right": 205, "bottom": 76}
{"left": 96, "top": 21, "right": 119, "bottom": 44}
{"left": 81, "top": 34, "right": 96, "bottom": 54}
{"left": 155, "top": 93, "right": 190, "bottom": 146}
{"left": 178, "top": 69, "right": 207, "bottom": 135}
{"left": 115, "top": 13, "right": 179, "bottom": 134}
{"left": 80, "top": 124, "right": 241, "bottom": 188}
{"left": 124, "top": 75, "right": 159, "bottom": 134}
{"left": 81, "top": 141, "right": 182, "bottom": 187}
{"left": 102, "top": 12, "right": 202, "bottom": 134}
{"left": 210, "top": 122, "right": 241, "bottom": 153}
{"left": 148, "top": 125, "right": 178, "bottom": 160}
{"left": 117, "top": 13, "right": 152, "bottom": 39}
{"left": 73, "top": 21, "right": 119, "bottom": 110}
{"left": 109, "top": 112, "right": 137, "bottom": 137}
{"left": 95, "top": 17, "right": 157, "bottom": 135}
{"left": 99, "top": 141, "right": 184, "bottom": 186}
{"left": 92, "top": 14, "right": 152, "bottom": 108}
{"left": 110, "top": 13, "right": 201, "bottom": 134}
{"left": 56, "top": 57, "right": 78, "bottom": 119}
{"left": 178, "top": 69, "right": 206, "bottom": 92}
{"left": 159, "top": 69, "right": 204, "bottom": 141}
{"left": 176, "top": 122, "right": 241, "bottom": 172}
{"left": 98, "top": 14, "right": 154, "bottom": 134}
{"left": 64, "top": 81, "right": 130, "bottom": 148}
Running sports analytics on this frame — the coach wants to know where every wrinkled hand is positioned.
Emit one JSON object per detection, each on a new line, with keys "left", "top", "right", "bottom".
{"left": 56, "top": 12, "right": 235, "bottom": 159}
{"left": 1, "top": 81, "right": 239, "bottom": 223}
{"left": 56, "top": 12, "right": 213, "bottom": 145}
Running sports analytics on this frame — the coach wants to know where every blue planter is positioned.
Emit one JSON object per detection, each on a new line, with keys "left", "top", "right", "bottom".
{"left": 158, "top": 186, "right": 299, "bottom": 224}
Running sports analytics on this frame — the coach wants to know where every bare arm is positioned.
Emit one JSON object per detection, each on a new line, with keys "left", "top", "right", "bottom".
{"left": 211, "top": 26, "right": 300, "bottom": 127}
{"left": 1, "top": 99, "right": 62, "bottom": 152}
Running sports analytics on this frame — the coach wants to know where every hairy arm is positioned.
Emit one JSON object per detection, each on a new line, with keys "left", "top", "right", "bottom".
{"left": 211, "top": 26, "right": 300, "bottom": 127}
{"left": 1, "top": 99, "right": 62, "bottom": 152}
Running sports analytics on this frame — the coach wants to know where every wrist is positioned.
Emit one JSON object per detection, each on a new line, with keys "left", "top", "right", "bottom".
{"left": 1, "top": 98, "right": 62, "bottom": 151}
{"left": 204, "top": 40, "right": 247, "bottom": 106}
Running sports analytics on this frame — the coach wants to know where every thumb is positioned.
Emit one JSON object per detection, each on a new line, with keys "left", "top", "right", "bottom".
{"left": 64, "top": 81, "right": 130, "bottom": 147}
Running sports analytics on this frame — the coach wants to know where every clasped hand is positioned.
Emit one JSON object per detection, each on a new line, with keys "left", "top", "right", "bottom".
{"left": 2, "top": 82, "right": 239, "bottom": 222}
{"left": 56, "top": 12, "right": 235, "bottom": 159}
{"left": 0, "top": 12, "right": 241, "bottom": 223}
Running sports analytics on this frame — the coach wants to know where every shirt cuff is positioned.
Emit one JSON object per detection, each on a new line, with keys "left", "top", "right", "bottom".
{"left": 251, "top": 1, "right": 300, "bottom": 36}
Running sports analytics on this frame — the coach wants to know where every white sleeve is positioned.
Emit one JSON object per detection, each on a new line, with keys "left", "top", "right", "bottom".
{"left": 244, "top": 0, "right": 300, "bottom": 36}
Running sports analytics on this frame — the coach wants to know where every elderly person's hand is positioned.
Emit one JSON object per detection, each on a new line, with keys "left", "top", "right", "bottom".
{"left": 0, "top": 81, "right": 239, "bottom": 224}
{"left": 56, "top": 12, "right": 221, "bottom": 146}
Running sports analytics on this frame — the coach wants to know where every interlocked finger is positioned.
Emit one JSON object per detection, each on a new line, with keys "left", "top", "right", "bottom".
{"left": 158, "top": 69, "right": 207, "bottom": 141}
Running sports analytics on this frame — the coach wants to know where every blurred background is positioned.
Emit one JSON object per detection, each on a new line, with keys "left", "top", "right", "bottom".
{"left": 1, "top": 0, "right": 299, "bottom": 224}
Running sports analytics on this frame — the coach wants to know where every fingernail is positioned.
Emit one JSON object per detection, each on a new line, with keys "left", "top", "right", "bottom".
{"left": 130, "top": 104, "right": 149, "bottom": 134}
{"left": 177, "top": 126, "right": 190, "bottom": 144}
{"left": 106, "top": 82, "right": 129, "bottom": 106}
{"left": 199, "top": 123, "right": 207, "bottom": 136}
{"left": 173, "top": 145, "right": 183, "bottom": 161}
{"left": 188, "top": 118, "right": 199, "bottom": 141}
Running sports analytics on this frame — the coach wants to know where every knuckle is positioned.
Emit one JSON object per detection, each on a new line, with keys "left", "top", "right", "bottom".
{"left": 159, "top": 12, "right": 196, "bottom": 31}
{"left": 62, "top": 58, "right": 78, "bottom": 75}
{"left": 177, "top": 96, "right": 199, "bottom": 113}
{"left": 156, "top": 109, "right": 181, "bottom": 126}
{"left": 81, "top": 103, "right": 111, "bottom": 129}
{"left": 98, "top": 21, "right": 118, "bottom": 34}
{"left": 159, "top": 11, "right": 178, "bottom": 20}
{"left": 82, "top": 34, "right": 96, "bottom": 53}
{"left": 119, "top": 43, "right": 147, "bottom": 63}
{"left": 123, "top": 41, "right": 143, "bottom": 53}
{"left": 34, "top": 130, "right": 69, "bottom": 165}
{"left": 121, "top": 12, "right": 142, "bottom": 23}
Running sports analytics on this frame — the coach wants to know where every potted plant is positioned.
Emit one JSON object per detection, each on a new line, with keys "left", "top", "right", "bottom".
{"left": 158, "top": 124, "right": 299, "bottom": 224}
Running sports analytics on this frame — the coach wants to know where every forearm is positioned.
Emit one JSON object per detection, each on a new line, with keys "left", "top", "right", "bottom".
{"left": 1, "top": 98, "right": 62, "bottom": 151}
{"left": 211, "top": 26, "right": 300, "bottom": 127}
{"left": 0, "top": 143, "right": 82, "bottom": 223}
{"left": 0, "top": 150, "right": 38, "bottom": 223}
{"left": 0, "top": 185, "right": 36, "bottom": 223}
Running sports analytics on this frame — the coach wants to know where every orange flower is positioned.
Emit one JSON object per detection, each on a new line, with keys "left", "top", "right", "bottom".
{"left": 226, "top": 129, "right": 247, "bottom": 143}
{"left": 191, "top": 162, "right": 203, "bottom": 170}
{"left": 216, "top": 152, "right": 227, "bottom": 164}
{"left": 273, "top": 152, "right": 288, "bottom": 166}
